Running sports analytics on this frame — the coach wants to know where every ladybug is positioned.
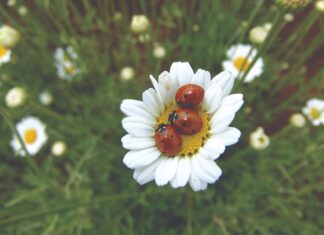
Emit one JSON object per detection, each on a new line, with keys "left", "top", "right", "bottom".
{"left": 175, "top": 84, "right": 204, "bottom": 108}
{"left": 169, "top": 108, "right": 203, "bottom": 135}
{"left": 154, "top": 124, "right": 182, "bottom": 157}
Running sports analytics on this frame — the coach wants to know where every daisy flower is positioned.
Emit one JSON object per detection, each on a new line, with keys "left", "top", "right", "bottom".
{"left": 54, "top": 47, "right": 79, "bottom": 81}
{"left": 5, "top": 87, "right": 27, "bottom": 108}
{"left": 0, "top": 45, "right": 11, "bottom": 66}
{"left": 302, "top": 98, "right": 324, "bottom": 126}
{"left": 0, "top": 24, "right": 20, "bottom": 49}
{"left": 11, "top": 116, "right": 48, "bottom": 156}
{"left": 222, "top": 44, "right": 264, "bottom": 83}
{"left": 249, "top": 127, "right": 270, "bottom": 150}
{"left": 121, "top": 62, "right": 244, "bottom": 191}
{"left": 290, "top": 113, "right": 306, "bottom": 128}
{"left": 130, "top": 15, "right": 150, "bottom": 34}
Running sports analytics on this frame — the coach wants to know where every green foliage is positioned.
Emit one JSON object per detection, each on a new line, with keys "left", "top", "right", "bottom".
{"left": 0, "top": 0, "right": 323, "bottom": 234}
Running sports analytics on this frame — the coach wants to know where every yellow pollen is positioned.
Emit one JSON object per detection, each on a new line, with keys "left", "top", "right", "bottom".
{"left": 65, "top": 65, "right": 75, "bottom": 75}
{"left": 24, "top": 128, "right": 37, "bottom": 144}
{"left": 0, "top": 46, "right": 7, "bottom": 58}
{"left": 234, "top": 56, "right": 250, "bottom": 72}
{"left": 310, "top": 107, "right": 320, "bottom": 119}
{"left": 156, "top": 103, "right": 210, "bottom": 157}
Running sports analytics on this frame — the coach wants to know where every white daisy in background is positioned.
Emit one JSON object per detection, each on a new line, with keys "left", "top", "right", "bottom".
{"left": 130, "top": 15, "right": 150, "bottom": 34}
{"left": 0, "top": 45, "right": 12, "bottom": 66}
{"left": 249, "top": 23, "right": 272, "bottom": 45}
{"left": 302, "top": 98, "right": 324, "bottom": 126}
{"left": 120, "top": 66, "right": 135, "bottom": 81}
{"left": 222, "top": 44, "right": 264, "bottom": 83}
{"left": 290, "top": 113, "right": 306, "bottom": 128}
{"left": 121, "top": 62, "right": 244, "bottom": 191}
{"left": 39, "top": 91, "right": 53, "bottom": 106}
{"left": 54, "top": 47, "right": 79, "bottom": 81}
{"left": 0, "top": 24, "right": 20, "bottom": 49}
{"left": 316, "top": 0, "right": 324, "bottom": 12}
{"left": 51, "top": 141, "right": 67, "bottom": 157}
{"left": 5, "top": 87, "right": 27, "bottom": 108}
{"left": 153, "top": 43, "right": 166, "bottom": 59}
{"left": 249, "top": 127, "right": 270, "bottom": 150}
{"left": 11, "top": 116, "right": 48, "bottom": 156}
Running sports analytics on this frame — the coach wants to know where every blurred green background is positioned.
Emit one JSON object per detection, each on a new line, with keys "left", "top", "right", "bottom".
{"left": 0, "top": 0, "right": 323, "bottom": 234}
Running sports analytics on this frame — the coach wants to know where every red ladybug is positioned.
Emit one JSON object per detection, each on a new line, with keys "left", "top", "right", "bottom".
{"left": 169, "top": 109, "right": 203, "bottom": 135}
{"left": 154, "top": 124, "right": 182, "bottom": 157}
{"left": 175, "top": 84, "right": 204, "bottom": 108}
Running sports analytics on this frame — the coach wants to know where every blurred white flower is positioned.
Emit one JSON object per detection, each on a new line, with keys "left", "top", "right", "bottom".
{"left": 249, "top": 26, "right": 268, "bottom": 45}
{"left": 11, "top": 116, "right": 48, "bottom": 156}
{"left": 284, "top": 13, "right": 294, "bottom": 22}
{"left": 0, "top": 45, "right": 11, "bottom": 65}
{"left": 138, "top": 33, "right": 150, "bottom": 43}
{"left": 0, "top": 25, "right": 21, "bottom": 49}
{"left": 302, "top": 98, "right": 324, "bottom": 126}
{"left": 290, "top": 113, "right": 306, "bottom": 128}
{"left": 54, "top": 47, "right": 79, "bottom": 81}
{"left": 249, "top": 127, "right": 270, "bottom": 150}
{"left": 222, "top": 44, "right": 264, "bottom": 83}
{"left": 263, "top": 23, "right": 272, "bottom": 31}
{"left": 316, "top": 0, "right": 324, "bottom": 12}
{"left": 51, "top": 141, "right": 67, "bottom": 157}
{"left": 18, "top": 6, "right": 28, "bottom": 16}
{"left": 120, "top": 66, "right": 135, "bottom": 81}
{"left": 130, "top": 15, "right": 150, "bottom": 34}
{"left": 153, "top": 44, "right": 166, "bottom": 59}
{"left": 5, "top": 87, "right": 26, "bottom": 108}
{"left": 39, "top": 91, "right": 53, "bottom": 106}
{"left": 7, "top": 0, "right": 16, "bottom": 7}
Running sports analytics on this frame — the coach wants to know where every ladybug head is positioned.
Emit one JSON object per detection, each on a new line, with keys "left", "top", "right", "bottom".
{"left": 156, "top": 123, "right": 167, "bottom": 132}
{"left": 168, "top": 110, "right": 178, "bottom": 125}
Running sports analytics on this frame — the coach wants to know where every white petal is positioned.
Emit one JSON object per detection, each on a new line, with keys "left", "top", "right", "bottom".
{"left": 121, "top": 134, "right": 155, "bottom": 150}
{"left": 215, "top": 127, "right": 241, "bottom": 146}
{"left": 204, "top": 138, "right": 225, "bottom": 155}
{"left": 203, "top": 85, "right": 222, "bottom": 113}
{"left": 149, "top": 75, "right": 160, "bottom": 94}
{"left": 191, "top": 155, "right": 215, "bottom": 183}
{"left": 155, "top": 157, "right": 179, "bottom": 186}
{"left": 170, "top": 157, "right": 191, "bottom": 188}
{"left": 212, "top": 71, "right": 234, "bottom": 97}
{"left": 191, "top": 69, "right": 211, "bottom": 90}
{"left": 121, "top": 117, "right": 154, "bottom": 137}
{"left": 199, "top": 147, "right": 220, "bottom": 160}
{"left": 123, "top": 147, "right": 161, "bottom": 169}
{"left": 133, "top": 158, "right": 163, "bottom": 185}
{"left": 210, "top": 111, "right": 235, "bottom": 134}
{"left": 189, "top": 170, "right": 204, "bottom": 192}
{"left": 219, "top": 94, "right": 244, "bottom": 113}
{"left": 142, "top": 88, "right": 163, "bottom": 117}
{"left": 196, "top": 156, "right": 222, "bottom": 182}
{"left": 157, "top": 71, "right": 177, "bottom": 105}
{"left": 120, "top": 99, "right": 154, "bottom": 121}
{"left": 171, "top": 62, "right": 194, "bottom": 86}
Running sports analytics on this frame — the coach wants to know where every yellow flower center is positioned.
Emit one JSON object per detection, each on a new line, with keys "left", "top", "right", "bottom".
{"left": 310, "top": 107, "right": 320, "bottom": 119}
{"left": 24, "top": 128, "right": 37, "bottom": 144}
{"left": 234, "top": 56, "right": 250, "bottom": 72}
{"left": 0, "top": 46, "right": 7, "bottom": 58}
{"left": 156, "top": 103, "right": 210, "bottom": 157}
{"left": 65, "top": 65, "right": 75, "bottom": 75}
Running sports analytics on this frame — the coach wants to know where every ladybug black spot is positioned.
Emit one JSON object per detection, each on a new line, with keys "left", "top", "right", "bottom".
{"left": 184, "top": 94, "right": 188, "bottom": 99}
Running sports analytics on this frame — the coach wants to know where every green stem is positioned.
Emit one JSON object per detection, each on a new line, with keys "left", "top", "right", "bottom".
{"left": 240, "top": 10, "right": 285, "bottom": 83}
